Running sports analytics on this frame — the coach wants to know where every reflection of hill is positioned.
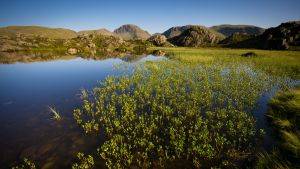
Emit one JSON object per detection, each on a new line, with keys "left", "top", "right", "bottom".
{"left": 0, "top": 51, "right": 155, "bottom": 64}
{"left": 0, "top": 51, "right": 76, "bottom": 64}
{"left": 120, "top": 55, "right": 148, "bottom": 63}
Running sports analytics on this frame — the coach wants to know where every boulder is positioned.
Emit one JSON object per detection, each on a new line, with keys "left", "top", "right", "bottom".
{"left": 148, "top": 34, "right": 167, "bottom": 46}
{"left": 152, "top": 50, "right": 166, "bottom": 56}
{"left": 67, "top": 48, "right": 77, "bottom": 55}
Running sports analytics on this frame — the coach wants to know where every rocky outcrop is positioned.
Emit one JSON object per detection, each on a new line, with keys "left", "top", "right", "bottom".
{"left": 147, "top": 34, "right": 167, "bottom": 46}
{"left": 210, "top": 25, "right": 265, "bottom": 37}
{"left": 113, "top": 24, "right": 151, "bottom": 40}
{"left": 168, "top": 26, "right": 225, "bottom": 47}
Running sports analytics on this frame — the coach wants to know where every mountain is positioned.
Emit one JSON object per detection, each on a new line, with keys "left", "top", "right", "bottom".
{"left": 169, "top": 25, "right": 225, "bottom": 47}
{"left": 77, "top": 28, "right": 115, "bottom": 36}
{"left": 0, "top": 26, "right": 77, "bottom": 39}
{"left": 210, "top": 25, "right": 265, "bottom": 37}
{"left": 113, "top": 24, "right": 151, "bottom": 40}
{"left": 162, "top": 25, "right": 194, "bottom": 39}
{"left": 228, "top": 21, "right": 300, "bottom": 50}
{"left": 255, "top": 21, "right": 300, "bottom": 49}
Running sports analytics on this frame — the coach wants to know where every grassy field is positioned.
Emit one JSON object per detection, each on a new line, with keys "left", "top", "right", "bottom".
{"left": 152, "top": 47, "right": 300, "bottom": 79}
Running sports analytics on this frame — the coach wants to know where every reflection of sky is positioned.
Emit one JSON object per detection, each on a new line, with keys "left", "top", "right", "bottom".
{"left": 0, "top": 56, "right": 164, "bottom": 114}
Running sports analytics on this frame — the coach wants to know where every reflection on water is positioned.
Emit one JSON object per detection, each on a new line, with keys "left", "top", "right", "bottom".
{"left": 0, "top": 55, "right": 165, "bottom": 168}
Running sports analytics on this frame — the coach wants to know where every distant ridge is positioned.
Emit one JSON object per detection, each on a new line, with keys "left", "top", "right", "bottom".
{"left": 77, "top": 28, "right": 115, "bottom": 36}
{"left": 114, "top": 24, "right": 151, "bottom": 40}
{"left": 0, "top": 26, "right": 77, "bottom": 39}
{"left": 221, "top": 21, "right": 300, "bottom": 50}
{"left": 210, "top": 24, "right": 265, "bottom": 37}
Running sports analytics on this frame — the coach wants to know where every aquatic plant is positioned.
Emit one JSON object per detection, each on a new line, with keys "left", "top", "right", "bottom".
{"left": 12, "top": 158, "right": 36, "bottom": 169}
{"left": 74, "top": 59, "right": 279, "bottom": 168}
{"left": 72, "top": 153, "right": 95, "bottom": 169}
{"left": 48, "top": 106, "right": 62, "bottom": 121}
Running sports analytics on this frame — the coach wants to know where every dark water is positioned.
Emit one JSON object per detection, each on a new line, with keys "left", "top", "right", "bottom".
{"left": 0, "top": 55, "right": 164, "bottom": 168}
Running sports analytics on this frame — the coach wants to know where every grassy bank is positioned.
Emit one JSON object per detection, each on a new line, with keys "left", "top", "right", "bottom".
{"left": 256, "top": 87, "right": 300, "bottom": 168}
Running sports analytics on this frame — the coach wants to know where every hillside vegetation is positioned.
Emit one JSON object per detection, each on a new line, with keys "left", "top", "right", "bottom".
{"left": 77, "top": 28, "right": 115, "bottom": 36}
{"left": 0, "top": 26, "right": 77, "bottom": 39}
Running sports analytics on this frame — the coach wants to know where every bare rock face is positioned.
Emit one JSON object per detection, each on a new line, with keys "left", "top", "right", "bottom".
{"left": 148, "top": 34, "right": 167, "bottom": 46}
{"left": 67, "top": 48, "right": 77, "bottom": 55}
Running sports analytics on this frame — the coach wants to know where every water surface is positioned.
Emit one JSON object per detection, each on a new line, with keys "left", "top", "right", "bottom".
{"left": 0, "top": 55, "right": 164, "bottom": 168}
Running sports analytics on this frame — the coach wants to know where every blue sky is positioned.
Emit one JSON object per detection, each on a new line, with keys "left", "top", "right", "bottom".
{"left": 0, "top": 0, "right": 299, "bottom": 33}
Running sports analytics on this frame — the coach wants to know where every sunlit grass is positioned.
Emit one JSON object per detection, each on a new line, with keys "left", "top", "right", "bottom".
{"left": 152, "top": 47, "right": 300, "bottom": 79}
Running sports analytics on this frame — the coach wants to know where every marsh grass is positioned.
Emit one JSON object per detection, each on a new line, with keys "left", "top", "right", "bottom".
{"left": 153, "top": 47, "right": 300, "bottom": 79}
{"left": 255, "top": 150, "right": 291, "bottom": 169}
{"left": 265, "top": 87, "right": 300, "bottom": 168}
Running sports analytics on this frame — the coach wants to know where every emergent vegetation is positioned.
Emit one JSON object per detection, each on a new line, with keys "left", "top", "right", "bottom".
{"left": 73, "top": 52, "right": 294, "bottom": 168}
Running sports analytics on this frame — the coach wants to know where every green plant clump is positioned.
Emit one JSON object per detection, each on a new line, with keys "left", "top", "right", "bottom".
{"left": 12, "top": 158, "right": 36, "bottom": 169}
{"left": 73, "top": 60, "right": 279, "bottom": 168}
{"left": 72, "top": 153, "right": 95, "bottom": 169}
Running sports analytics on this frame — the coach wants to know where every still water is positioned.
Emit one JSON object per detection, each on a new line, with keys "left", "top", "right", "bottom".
{"left": 0, "top": 55, "right": 164, "bottom": 168}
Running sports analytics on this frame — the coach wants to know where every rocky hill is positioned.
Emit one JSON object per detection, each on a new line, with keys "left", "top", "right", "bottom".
{"left": 0, "top": 26, "right": 77, "bottom": 39}
{"left": 77, "top": 28, "right": 115, "bottom": 36}
{"left": 210, "top": 25, "right": 265, "bottom": 37}
{"left": 168, "top": 25, "right": 225, "bottom": 47}
{"left": 258, "top": 21, "right": 300, "bottom": 49}
{"left": 231, "top": 21, "right": 300, "bottom": 50}
{"left": 113, "top": 24, "right": 151, "bottom": 40}
{"left": 162, "top": 25, "right": 194, "bottom": 39}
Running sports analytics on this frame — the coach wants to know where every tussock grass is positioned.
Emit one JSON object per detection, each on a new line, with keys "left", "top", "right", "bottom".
{"left": 266, "top": 87, "right": 300, "bottom": 167}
